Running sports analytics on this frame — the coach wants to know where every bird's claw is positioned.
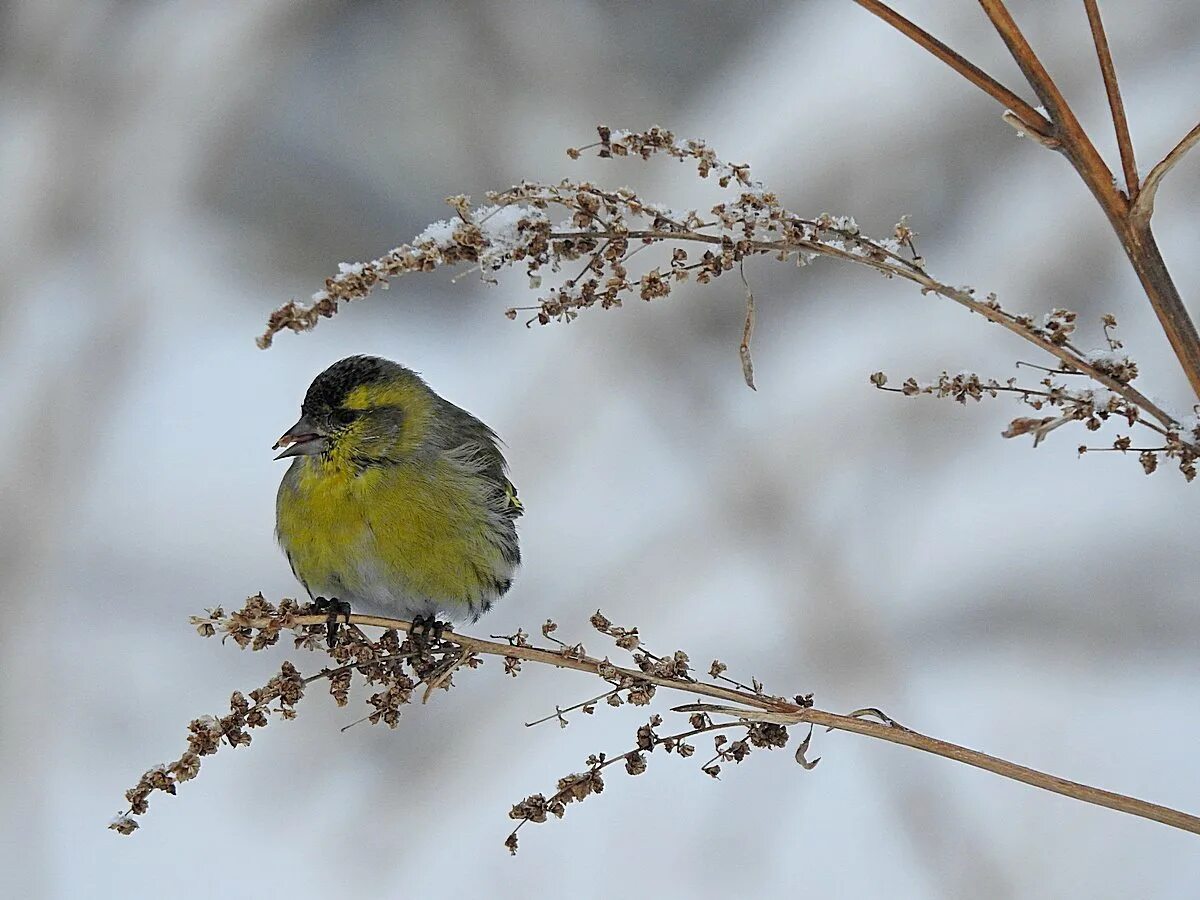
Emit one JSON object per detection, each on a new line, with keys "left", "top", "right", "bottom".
{"left": 409, "top": 614, "right": 450, "bottom": 647}
{"left": 312, "top": 596, "right": 352, "bottom": 647}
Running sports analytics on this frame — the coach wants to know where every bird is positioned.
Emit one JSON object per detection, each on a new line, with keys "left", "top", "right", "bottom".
{"left": 273, "top": 355, "right": 522, "bottom": 632}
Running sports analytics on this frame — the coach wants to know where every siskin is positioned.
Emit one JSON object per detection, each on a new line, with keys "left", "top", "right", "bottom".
{"left": 274, "top": 355, "right": 522, "bottom": 626}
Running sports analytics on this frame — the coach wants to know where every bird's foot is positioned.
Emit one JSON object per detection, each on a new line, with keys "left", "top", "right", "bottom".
{"left": 312, "top": 596, "right": 352, "bottom": 648}
{"left": 409, "top": 614, "right": 451, "bottom": 647}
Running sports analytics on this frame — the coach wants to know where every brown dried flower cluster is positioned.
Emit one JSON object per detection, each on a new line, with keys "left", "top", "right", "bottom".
{"left": 113, "top": 594, "right": 1200, "bottom": 844}
{"left": 112, "top": 596, "right": 818, "bottom": 849}
{"left": 871, "top": 312, "right": 1200, "bottom": 480}
{"left": 258, "top": 125, "right": 930, "bottom": 395}
{"left": 112, "top": 595, "right": 482, "bottom": 835}
{"left": 504, "top": 612, "right": 800, "bottom": 854}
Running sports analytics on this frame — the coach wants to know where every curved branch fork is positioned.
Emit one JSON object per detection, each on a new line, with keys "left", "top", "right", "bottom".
{"left": 112, "top": 601, "right": 1200, "bottom": 843}
{"left": 854, "top": 0, "right": 1200, "bottom": 401}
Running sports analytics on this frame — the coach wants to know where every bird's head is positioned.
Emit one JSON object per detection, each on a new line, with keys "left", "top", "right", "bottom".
{"left": 274, "top": 355, "right": 433, "bottom": 464}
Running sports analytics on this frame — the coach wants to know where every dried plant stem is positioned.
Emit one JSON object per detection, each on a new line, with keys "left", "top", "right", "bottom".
{"left": 550, "top": 228, "right": 1179, "bottom": 432}
{"left": 798, "top": 709, "right": 1200, "bottom": 834}
{"left": 1120, "top": 221, "right": 1200, "bottom": 390}
{"left": 915, "top": 271, "right": 1174, "bottom": 427}
{"left": 1083, "top": 0, "right": 1138, "bottom": 198}
{"left": 977, "top": 0, "right": 1119, "bottom": 212}
{"left": 855, "top": 0, "right": 1200, "bottom": 402}
{"left": 978, "top": 0, "right": 1200, "bottom": 399}
{"left": 850, "top": 0, "right": 1053, "bottom": 140}
{"left": 249, "top": 612, "right": 1200, "bottom": 837}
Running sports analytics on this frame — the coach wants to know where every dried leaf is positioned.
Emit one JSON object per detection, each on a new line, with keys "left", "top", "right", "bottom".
{"left": 794, "top": 725, "right": 820, "bottom": 770}
{"left": 738, "top": 263, "right": 757, "bottom": 391}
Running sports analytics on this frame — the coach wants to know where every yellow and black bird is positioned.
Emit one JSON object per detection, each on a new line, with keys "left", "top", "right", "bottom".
{"left": 274, "top": 355, "right": 521, "bottom": 628}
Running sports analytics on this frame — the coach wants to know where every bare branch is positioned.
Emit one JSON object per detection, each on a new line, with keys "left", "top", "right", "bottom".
{"left": 850, "top": 0, "right": 1054, "bottom": 141}
{"left": 980, "top": 1, "right": 1200, "bottom": 400}
{"left": 850, "top": 4, "right": 1200, "bottom": 401}
{"left": 1120, "top": 220, "right": 1200, "bottom": 403}
{"left": 1083, "top": 0, "right": 1139, "bottom": 198}
{"left": 976, "top": 0, "right": 1124, "bottom": 215}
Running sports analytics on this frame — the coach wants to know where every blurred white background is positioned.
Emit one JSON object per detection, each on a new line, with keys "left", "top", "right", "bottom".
{"left": 4, "top": 2, "right": 1200, "bottom": 897}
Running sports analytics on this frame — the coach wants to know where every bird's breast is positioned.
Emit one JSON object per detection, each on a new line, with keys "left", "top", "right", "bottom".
{"left": 276, "top": 454, "right": 514, "bottom": 618}
{"left": 276, "top": 458, "right": 373, "bottom": 591}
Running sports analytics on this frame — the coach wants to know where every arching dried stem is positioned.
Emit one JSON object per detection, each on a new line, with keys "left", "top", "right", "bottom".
{"left": 115, "top": 600, "right": 1200, "bottom": 842}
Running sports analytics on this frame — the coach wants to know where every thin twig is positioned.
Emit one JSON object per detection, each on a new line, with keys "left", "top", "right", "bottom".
{"left": 550, "top": 227, "right": 1180, "bottom": 432}
{"left": 236, "top": 612, "right": 1200, "bottom": 838}
{"left": 1083, "top": 0, "right": 1138, "bottom": 198}
{"left": 525, "top": 688, "right": 619, "bottom": 728}
{"left": 506, "top": 719, "right": 739, "bottom": 847}
{"left": 421, "top": 649, "right": 473, "bottom": 703}
{"left": 850, "top": 0, "right": 1054, "bottom": 140}
{"left": 877, "top": 378, "right": 1180, "bottom": 446}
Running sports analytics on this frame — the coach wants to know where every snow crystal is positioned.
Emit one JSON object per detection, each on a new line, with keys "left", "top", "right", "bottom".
{"left": 1084, "top": 348, "right": 1129, "bottom": 367}
{"left": 477, "top": 204, "right": 547, "bottom": 251}
{"left": 335, "top": 262, "right": 364, "bottom": 278}
{"left": 413, "top": 219, "right": 460, "bottom": 248}
{"left": 645, "top": 203, "right": 690, "bottom": 223}
{"left": 829, "top": 239, "right": 867, "bottom": 258}
{"left": 472, "top": 204, "right": 548, "bottom": 269}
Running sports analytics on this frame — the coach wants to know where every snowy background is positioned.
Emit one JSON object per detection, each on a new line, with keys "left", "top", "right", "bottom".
{"left": 4, "top": 2, "right": 1200, "bottom": 897}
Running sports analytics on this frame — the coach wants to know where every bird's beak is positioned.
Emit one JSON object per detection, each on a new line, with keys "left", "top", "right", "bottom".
{"left": 273, "top": 415, "right": 328, "bottom": 459}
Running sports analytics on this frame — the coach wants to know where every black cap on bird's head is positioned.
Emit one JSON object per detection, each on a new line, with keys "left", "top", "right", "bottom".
{"left": 301, "top": 356, "right": 395, "bottom": 414}
{"left": 273, "top": 356, "right": 416, "bottom": 459}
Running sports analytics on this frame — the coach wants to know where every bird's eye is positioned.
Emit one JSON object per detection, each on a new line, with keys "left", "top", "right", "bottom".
{"left": 331, "top": 407, "right": 359, "bottom": 426}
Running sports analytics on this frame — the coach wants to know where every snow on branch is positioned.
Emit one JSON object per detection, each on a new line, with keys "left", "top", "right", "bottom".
{"left": 260, "top": 125, "right": 1200, "bottom": 479}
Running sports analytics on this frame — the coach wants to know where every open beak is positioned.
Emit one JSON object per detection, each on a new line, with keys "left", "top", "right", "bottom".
{"left": 273, "top": 415, "right": 328, "bottom": 460}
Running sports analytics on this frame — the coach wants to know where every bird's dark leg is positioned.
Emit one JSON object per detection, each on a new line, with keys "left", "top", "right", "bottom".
{"left": 312, "top": 596, "right": 352, "bottom": 647}
{"left": 409, "top": 614, "right": 450, "bottom": 646}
